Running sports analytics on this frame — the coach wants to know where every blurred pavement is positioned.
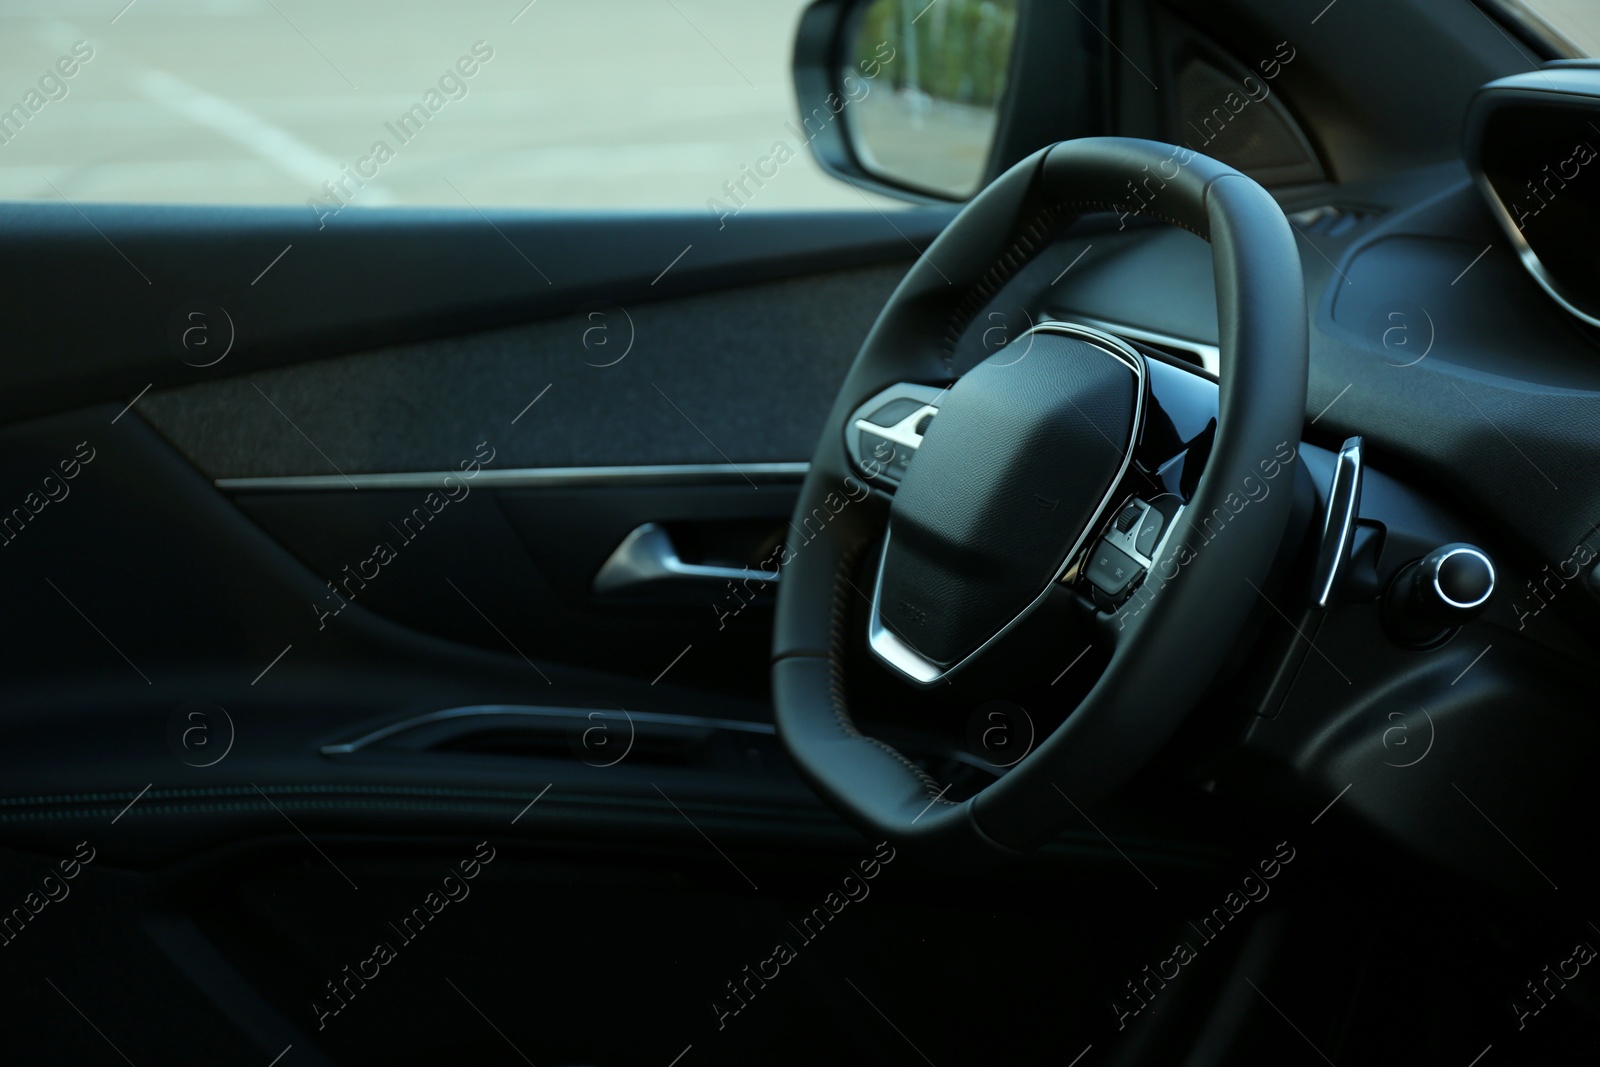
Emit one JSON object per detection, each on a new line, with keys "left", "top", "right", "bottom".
{"left": 0, "top": 0, "right": 898, "bottom": 213}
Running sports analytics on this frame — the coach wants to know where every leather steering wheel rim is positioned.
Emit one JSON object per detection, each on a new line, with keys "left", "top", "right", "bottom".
{"left": 772, "top": 137, "right": 1308, "bottom": 863}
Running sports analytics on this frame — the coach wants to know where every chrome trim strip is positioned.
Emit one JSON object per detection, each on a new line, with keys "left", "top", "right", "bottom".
{"left": 1066, "top": 315, "right": 1221, "bottom": 377}
{"left": 867, "top": 617, "right": 944, "bottom": 684}
{"left": 1312, "top": 436, "right": 1364, "bottom": 610}
{"left": 867, "top": 321, "right": 1148, "bottom": 686}
{"left": 216, "top": 462, "right": 811, "bottom": 492}
{"left": 1433, "top": 547, "right": 1496, "bottom": 610}
{"left": 320, "top": 703, "right": 774, "bottom": 755}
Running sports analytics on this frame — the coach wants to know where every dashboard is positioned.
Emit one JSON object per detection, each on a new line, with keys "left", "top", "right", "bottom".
{"left": 906, "top": 87, "right": 1600, "bottom": 897}
{"left": 1045, "top": 164, "right": 1600, "bottom": 578}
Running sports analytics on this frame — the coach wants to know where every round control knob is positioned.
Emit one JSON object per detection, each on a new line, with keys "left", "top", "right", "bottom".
{"left": 1412, "top": 543, "right": 1496, "bottom": 625}
{"left": 1384, "top": 542, "right": 1495, "bottom": 646}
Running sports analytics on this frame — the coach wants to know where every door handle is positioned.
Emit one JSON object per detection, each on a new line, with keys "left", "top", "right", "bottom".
{"left": 593, "top": 523, "right": 779, "bottom": 595}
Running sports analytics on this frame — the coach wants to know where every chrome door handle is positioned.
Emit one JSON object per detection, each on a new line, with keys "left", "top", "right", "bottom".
{"left": 592, "top": 523, "right": 779, "bottom": 595}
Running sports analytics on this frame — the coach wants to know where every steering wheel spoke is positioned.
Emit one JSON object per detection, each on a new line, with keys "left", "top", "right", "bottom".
{"left": 844, "top": 381, "right": 948, "bottom": 491}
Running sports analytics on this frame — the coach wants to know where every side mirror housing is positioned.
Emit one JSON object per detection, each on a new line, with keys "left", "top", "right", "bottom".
{"left": 793, "top": 0, "right": 1106, "bottom": 201}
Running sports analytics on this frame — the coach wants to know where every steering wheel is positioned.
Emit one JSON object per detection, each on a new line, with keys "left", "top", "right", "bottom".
{"left": 772, "top": 137, "right": 1308, "bottom": 863}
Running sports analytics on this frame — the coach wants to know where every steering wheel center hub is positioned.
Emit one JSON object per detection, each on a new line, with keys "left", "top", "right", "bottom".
{"left": 872, "top": 325, "right": 1143, "bottom": 678}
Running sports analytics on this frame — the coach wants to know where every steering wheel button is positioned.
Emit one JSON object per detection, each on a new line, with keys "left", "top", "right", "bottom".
{"left": 1084, "top": 540, "right": 1143, "bottom": 600}
{"left": 859, "top": 430, "right": 898, "bottom": 475}
{"left": 1134, "top": 508, "right": 1165, "bottom": 557}
{"left": 1114, "top": 503, "right": 1141, "bottom": 532}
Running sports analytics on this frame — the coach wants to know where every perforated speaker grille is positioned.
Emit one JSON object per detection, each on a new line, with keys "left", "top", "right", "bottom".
{"left": 1176, "top": 58, "right": 1316, "bottom": 176}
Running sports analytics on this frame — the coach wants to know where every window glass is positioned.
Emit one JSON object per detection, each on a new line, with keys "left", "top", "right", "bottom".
{"left": 0, "top": 0, "right": 897, "bottom": 214}
{"left": 1496, "top": 1, "right": 1600, "bottom": 57}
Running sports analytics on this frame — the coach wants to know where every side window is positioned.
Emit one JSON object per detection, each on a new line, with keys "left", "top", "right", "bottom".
{"left": 1496, "top": 1, "right": 1600, "bottom": 57}
{"left": 0, "top": 3, "right": 901, "bottom": 218}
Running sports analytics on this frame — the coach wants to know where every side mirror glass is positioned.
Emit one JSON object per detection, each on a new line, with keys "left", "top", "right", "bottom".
{"left": 841, "top": 0, "right": 1021, "bottom": 198}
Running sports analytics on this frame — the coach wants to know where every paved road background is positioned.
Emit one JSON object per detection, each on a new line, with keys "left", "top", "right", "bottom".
{"left": 0, "top": 0, "right": 899, "bottom": 213}
{"left": 9, "top": 2, "right": 1591, "bottom": 213}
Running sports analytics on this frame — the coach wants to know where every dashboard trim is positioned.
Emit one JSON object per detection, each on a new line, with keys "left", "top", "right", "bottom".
{"left": 215, "top": 462, "right": 810, "bottom": 492}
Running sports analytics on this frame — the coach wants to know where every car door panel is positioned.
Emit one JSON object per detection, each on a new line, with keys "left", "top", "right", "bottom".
{"left": 0, "top": 194, "right": 1229, "bottom": 1064}
{"left": 0, "top": 204, "right": 950, "bottom": 423}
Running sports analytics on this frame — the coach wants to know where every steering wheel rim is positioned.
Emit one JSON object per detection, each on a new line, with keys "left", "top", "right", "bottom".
{"left": 772, "top": 136, "right": 1308, "bottom": 863}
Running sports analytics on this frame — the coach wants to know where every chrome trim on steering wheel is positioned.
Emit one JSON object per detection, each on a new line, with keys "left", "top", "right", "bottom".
{"left": 867, "top": 321, "right": 1148, "bottom": 685}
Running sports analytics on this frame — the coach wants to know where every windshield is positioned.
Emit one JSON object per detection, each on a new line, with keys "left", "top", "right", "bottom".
{"left": 1493, "top": 1, "right": 1600, "bottom": 57}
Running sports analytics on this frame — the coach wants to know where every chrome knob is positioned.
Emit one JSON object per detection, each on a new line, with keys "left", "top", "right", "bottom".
{"left": 1384, "top": 542, "right": 1495, "bottom": 646}
{"left": 1411, "top": 543, "right": 1496, "bottom": 626}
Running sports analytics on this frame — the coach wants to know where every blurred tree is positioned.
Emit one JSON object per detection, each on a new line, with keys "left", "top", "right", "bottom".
{"left": 854, "top": 0, "right": 1018, "bottom": 107}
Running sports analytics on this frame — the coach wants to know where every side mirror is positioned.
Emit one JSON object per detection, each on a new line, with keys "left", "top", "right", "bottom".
{"left": 794, "top": 0, "right": 1102, "bottom": 201}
